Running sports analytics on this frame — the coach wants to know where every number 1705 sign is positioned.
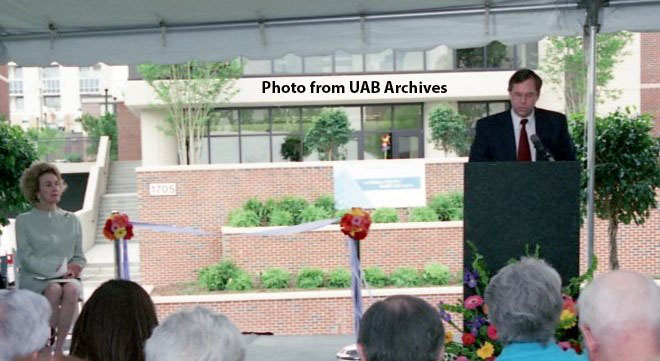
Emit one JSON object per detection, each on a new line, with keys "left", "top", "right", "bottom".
{"left": 149, "top": 183, "right": 176, "bottom": 196}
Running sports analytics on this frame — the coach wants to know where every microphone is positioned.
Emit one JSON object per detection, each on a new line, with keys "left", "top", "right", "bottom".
{"left": 530, "top": 134, "right": 555, "bottom": 162}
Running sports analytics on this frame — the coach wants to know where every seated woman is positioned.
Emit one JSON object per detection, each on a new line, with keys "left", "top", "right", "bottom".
{"left": 70, "top": 280, "right": 158, "bottom": 361}
{"left": 16, "top": 162, "right": 86, "bottom": 356}
{"left": 484, "top": 257, "right": 587, "bottom": 361}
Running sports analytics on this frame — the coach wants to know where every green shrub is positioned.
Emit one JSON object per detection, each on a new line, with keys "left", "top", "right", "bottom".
{"left": 198, "top": 260, "right": 240, "bottom": 291}
{"left": 65, "top": 153, "right": 83, "bottom": 162}
{"left": 364, "top": 266, "right": 390, "bottom": 287}
{"left": 451, "top": 271, "right": 464, "bottom": 285}
{"left": 371, "top": 208, "right": 399, "bottom": 223}
{"left": 391, "top": 267, "right": 422, "bottom": 287}
{"left": 261, "top": 268, "right": 291, "bottom": 289}
{"left": 314, "top": 195, "right": 336, "bottom": 213}
{"left": 269, "top": 209, "right": 294, "bottom": 226}
{"left": 278, "top": 196, "right": 309, "bottom": 224}
{"left": 225, "top": 269, "right": 253, "bottom": 291}
{"left": 335, "top": 208, "right": 350, "bottom": 218}
{"left": 228, "top": 209, "right": 261, "bottom": 227}
{"left": 300, "top": 205, "right": 333, "bottom": 223}
{"left": 296, "top": 268, "right": 325, "bottom": 289}
{"left": 429, "top": 192, "right": 463, "bottom": 221}
{"left": 262, "top": 198, "right": 279, "bottom": 223}
{"left": 422, "top": 263, "right": 451, "bottom": 285}
{"left": 409, "top": 207, "right": 439, "bottom": 222}
{"left": 326, "top": 268, "right": 351, "bottom": 288}
{"left": 243, "top": 197, "right": 266, "bottom": 223}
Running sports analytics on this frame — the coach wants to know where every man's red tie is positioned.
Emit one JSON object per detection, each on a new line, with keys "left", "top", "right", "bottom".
{"left": 517, "top": 118, "right": 531, "bottom": 161}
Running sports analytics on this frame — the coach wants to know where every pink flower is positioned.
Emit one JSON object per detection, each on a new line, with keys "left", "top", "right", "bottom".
{"left": 464, "top": 295, "right": 484, "bottom": 309}
{"left": 562, "top": 294, "right": 576, "bottom": 313}
{"left": 487, "top": 324, "right": 498, "bottom": 340}
{"left": 557, "top": 341, "right": 571, "bottom": 351}
{"left": 455, "top": 357, "right": 469, "bottom": 361}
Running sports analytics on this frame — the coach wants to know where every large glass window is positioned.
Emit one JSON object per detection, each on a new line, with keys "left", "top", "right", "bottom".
{"left": 41, "top": 66, "right": 60, "bottom": 94}
{"left": 426, "top": 45, "right": 453, "bottom": 71}
{"left": 457, "top": 41, "right": 516, "bottom": 69}
{"left": 43, "top": 95, "right": 61, "bottom": 110}
{"left": 205, "top": 103, "right": 423, "bottom": 164}
{"left": 79, "top": 65, "right": 101, "bottom": 93}
{"left": 335, "top": 50, "right": 363, "bottom": 73}
{"left": 243, "top": 58, "right": 272, "bottom": 75}
{"left": 8, "top": 67, "right": 23, "bottom": 94}
{"left": 304, "top": 55, "right": 333, "bottom": 73}
{"left": 273, "top": 54, "right": 303, "bottom": 74}
{"left": 395, "top": 50, "right": 424, "bottom": 71}
{"left": 365, "top": 49, "right": 394, "bottom": 72}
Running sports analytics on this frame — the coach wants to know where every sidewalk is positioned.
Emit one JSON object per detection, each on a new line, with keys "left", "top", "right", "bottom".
{"left": 245, "top": 334, "right": 355, "bottom": 361}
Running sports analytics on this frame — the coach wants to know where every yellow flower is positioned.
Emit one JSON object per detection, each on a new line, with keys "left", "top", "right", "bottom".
{"left": 444, "top": 330, "right": 454, "bottom": 344}
{"left": 560, "top": 309, "right": 577, "bottom": 329}
{"left": 114, "top": 228, "right": 127, "bottom": 240}
{"left": 476, "top": 342, "right": 494, "bottom": 359}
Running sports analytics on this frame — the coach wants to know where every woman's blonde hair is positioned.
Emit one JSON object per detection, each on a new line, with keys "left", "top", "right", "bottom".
{"left": 19, "top": 162, "right": 67, "bottom": 204}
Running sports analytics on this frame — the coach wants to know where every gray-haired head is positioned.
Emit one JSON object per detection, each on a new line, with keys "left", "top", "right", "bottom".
{"left": 484, "top": 257, "right": 563, "bottom": 344}
{"left": 578, "top": 270, "right": 660, "bottom": 345}
{"left": 145, "top": 306, "right": 245, "bottom": 361}
{"left": 0, "top": 289, "right": 52, "bottom": 361}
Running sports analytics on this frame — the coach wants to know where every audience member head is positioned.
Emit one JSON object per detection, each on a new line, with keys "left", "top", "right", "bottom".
{"left": 578, "top": 270, "right": 660, "bottom": 361}
{"left": 357, "top": 295, "right": 445, "bottom": 361}
{"left": 0, "top": 289, "right": 52, "bottom": 361}
{"left": 70, "top": 280, "right": 158, "bottom": 361}
{"left": 484, "top": 257, "right": 563, "bottom": 344}
{"left": 144, "top": 306, "right": 245, "bottom": 361}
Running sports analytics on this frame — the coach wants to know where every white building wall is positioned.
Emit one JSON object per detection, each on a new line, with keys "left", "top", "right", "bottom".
{"left": 125, "top": 35, "right": 643, "bottom": 166}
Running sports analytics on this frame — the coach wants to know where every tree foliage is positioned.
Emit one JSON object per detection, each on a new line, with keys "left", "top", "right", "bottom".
{"left": 542, "top": 32, "right": 632, "bottom": 114}
{"left": 80, "top": 113, "right": 118, "bottom": 160}
{"left": 25, "top": 126, "right": 66, "bottom": 161}
{"left": 0, "top": 120, "right": 38, "bottom": 232}
{"left": 304, "top": 109, "right": 353, "bottom": 161}
{"left": 139, "top": 60, "right": 242, "bottom": 164}
{"left": 429, "top": 106, "right": 470, "bottom": 156}
{"left": 569, "top": 109, "right": 659, "bottom": 269}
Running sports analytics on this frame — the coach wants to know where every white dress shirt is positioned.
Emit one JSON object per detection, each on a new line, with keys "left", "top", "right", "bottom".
{"left": 511, "top": 109, "right": 537, "bottom": 161}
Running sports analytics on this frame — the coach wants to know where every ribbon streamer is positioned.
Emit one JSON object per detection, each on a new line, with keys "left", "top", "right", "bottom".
{"left": 121, "top": 238, "right": 130, "bottom": 280}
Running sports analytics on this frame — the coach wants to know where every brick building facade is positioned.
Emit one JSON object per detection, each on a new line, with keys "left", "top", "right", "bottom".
{"left": 641, "top": 32, "right": 660, "bottom": 135}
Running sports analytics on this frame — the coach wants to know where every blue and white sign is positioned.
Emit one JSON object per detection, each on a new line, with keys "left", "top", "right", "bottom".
{"left": 333, "top": 161, "right": 426, "bottom": 209}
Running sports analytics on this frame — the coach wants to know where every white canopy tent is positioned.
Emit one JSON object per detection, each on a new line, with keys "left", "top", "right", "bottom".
{"left": 2, "top": 0, "right": 660, "bottom": 263}
{"left": 0, "top": 0, "right": 659, "bottom": 66}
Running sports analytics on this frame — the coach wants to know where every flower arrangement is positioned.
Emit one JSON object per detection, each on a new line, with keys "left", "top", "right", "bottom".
{"left": 339, "top": 208, "right": 371, "bottom": 241}
{"left": 439, "top": 242, "right": 596, "bottom": 360}
{"left": 102, "top": 212, "right": 134, "bottom": 241}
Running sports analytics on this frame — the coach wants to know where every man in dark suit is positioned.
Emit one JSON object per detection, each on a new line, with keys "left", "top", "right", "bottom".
{"left": 469, "top": 69, "right": 576, "bottom": 162}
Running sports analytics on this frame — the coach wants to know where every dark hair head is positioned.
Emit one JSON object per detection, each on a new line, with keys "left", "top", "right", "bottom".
{"left": 70, "top": 280, "right": 158, "bottom": 361}
{"left": 358, "top": 295, "right": 444, "bottom": 361}
{"left": 508, "top": 69, "right": 542, "bottom": 93}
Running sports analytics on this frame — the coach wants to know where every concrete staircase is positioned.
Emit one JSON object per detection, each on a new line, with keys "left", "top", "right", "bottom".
{"left": 83, "top": 161, "right": 142, "bottom": 296}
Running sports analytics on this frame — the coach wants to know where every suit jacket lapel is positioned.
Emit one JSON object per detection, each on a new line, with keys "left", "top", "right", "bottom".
{"left": 499, "top": 112, "right": 516, "bottom": 161}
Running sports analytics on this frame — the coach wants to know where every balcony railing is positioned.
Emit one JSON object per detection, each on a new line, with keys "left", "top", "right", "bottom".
{"left": 9, "top": 80, "right": 23, "bottom": 95}
{"left": 34, "top": 137, "right": 99, "bottom": 163}
{"left": 79, "top": 78, "right": 100, "bottom": 93}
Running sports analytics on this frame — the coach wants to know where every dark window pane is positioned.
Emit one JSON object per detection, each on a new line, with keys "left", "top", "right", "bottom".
{"left": 395, "top": 135, "right": 420, "bottom": 159}
{"left": 208, "top": 137, "right": 239, "bottom": 164}
{"left": 273, "top": 54, "right": 303, "bottom": 74}
{"left": 364, "top": 105, "right": 391, "bottom": 132}
{"left": 488, "top": 101, "right": 509, "bottom": 115}
{"left": 458, "top": 102, "right": 488, "bottom": 123}
{"left": 302, "top": 107, "right": 323, "bottom": 133}
{"left": 304, "top": 55, "right": 333, "bottom": 73}
{"left": 516, "top": 42, "right": 539, "bottom": 69}
{"left": 393, "top": 105, "right": 422, "bottom": 129}
{"left": 240, "top": 109, "right": 269, "bottom": 134}
{"left": 456, "top": 47, "right": 485, "bottom": 69}
{"left": 272, "top": 108, "right": 301, "bottom": 133}
{"left": 487, "top": 41, "right": 514, "bottom": 68}
{"left": 210, "top": 109, "right": 239, "bottom": 135}
{"left": 363, "top": 132, "right": 385, "bottom": 160}
{"left": 365, "top": 49, "right": 394, "bottom": 72}
{"left": 241, "top": 136, "right": 271, "bottom": 163}
{"left": 337, "top": 106, "right": 361, "bottom": 131}
{"left": 395, "top": 50, "right": 424, "bottom": 71}
{"left": 335, "top": 50, "right": 363, "bottom": 72}
{"left": 345, "top": 134, "right": 359, "bottom": 160}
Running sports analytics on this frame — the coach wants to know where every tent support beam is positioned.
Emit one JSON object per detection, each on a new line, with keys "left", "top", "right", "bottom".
{"left": 585, "top": 0, "right": 601, "bottom": 269}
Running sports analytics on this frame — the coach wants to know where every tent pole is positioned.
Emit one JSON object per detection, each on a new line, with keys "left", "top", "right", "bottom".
{"left": 585, "top": 1, "right": 600, "bottom": 269}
